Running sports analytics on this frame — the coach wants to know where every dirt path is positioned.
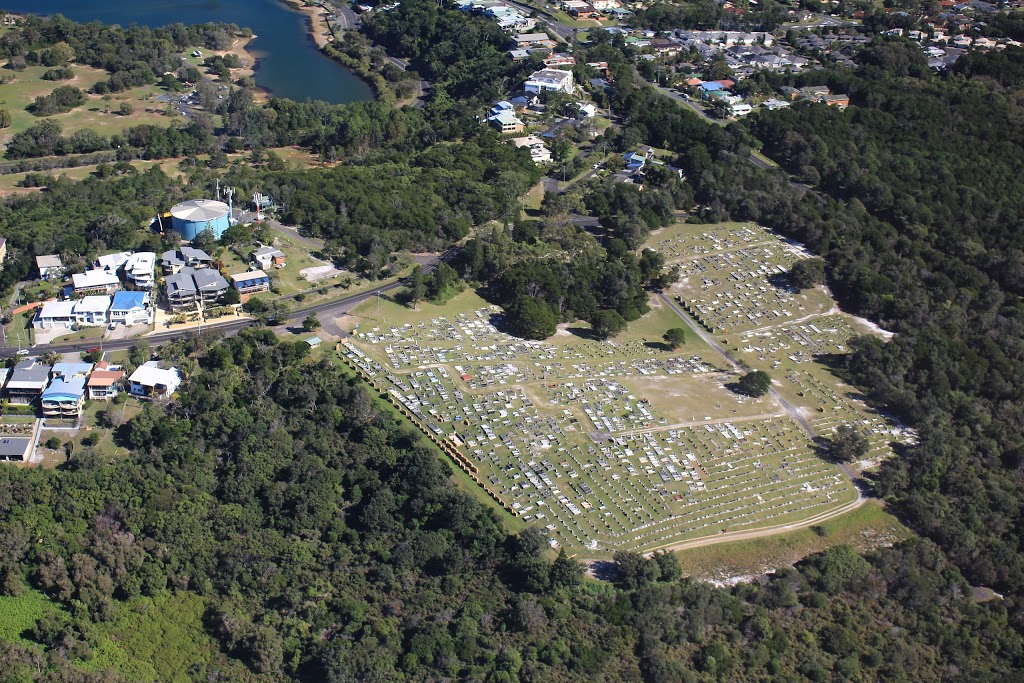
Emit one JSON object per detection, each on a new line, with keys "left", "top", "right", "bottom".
{"left": 576, "top": 495, "right": 866, "bottom": 568}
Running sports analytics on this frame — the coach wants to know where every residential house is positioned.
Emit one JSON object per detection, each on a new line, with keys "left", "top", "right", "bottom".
{"left": 41, "top": 377, "right": 87, "bottom": 418}
{"left": 623, "top": 151, "right": 648, "bottom": 171}
{"left": 128, "top": 361, "right": 182, "bottom": 398}
{"left": 87, "top": 362, "right": 125, "bottom": 400}
{"left": 488, "top": 110, "right": 525, "bottom": 133}
{"left": 524, "top": 68, "right": 574, "bottom": 94}
{"left": 160, "top": 250, "right": 187, "bottom": 274}
{"left": 729, "top": 102, "right": 753, "bottom": 117}
{"left": 699, "top": 81, "right": 725, "bottom": 98}
{"left": 165, "top": 267, "right": 229, "bottom": 310}
{"left": 180, "top": 247, "right": 214, "bottom": 268}
{"left": 252, "top": 245, "right": 286, "bottom": 269}
{"left": 33, "top": 300, "right": 76, "bottom": 330}
{"left": 511, "top": 136, "right": 553, "bottom": 164}
{"left": 543, "top": 54, "right": 576, "bottom": 68}
{"left": 824, "top": 94, "right": 850, "bottom": 108}
{"left": 109, "top": 291, "right": 152, "bottom": 326}
{"left": 231, "top": 269, "right": 271, "bottom": 295}
{"left": 36, "top": 255, "right": 64, "bottom": 281}
{"left": 192, "top": 268, "right": 229, "bottom": 303}
{"left": 94, "top": 251, "right": 131, "bottom": 273}
{"left": 72, "top": 270, "right": 121, "bottom": 296}
{"left": 575, "top": 102, "right": 597, "bottom": 118}
{"left": 165, "top": 270, "right": 199, "bottom": 311}
{"left": 0, "top": 436, "right": 32, "bottom": 462}
{"left": 512, "top": 32, "right": 550, "bottom": 48}
{"left": 5, "top": 359, "right": 51, "bottom": 405}
{"left": 124, "top": 252, "right": 156, "bottom": 288}
{"left": 74, "top": 295, "right": 112, "bottom": 326}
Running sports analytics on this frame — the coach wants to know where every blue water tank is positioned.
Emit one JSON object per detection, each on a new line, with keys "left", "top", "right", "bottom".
{"left": 169, "top": 199, "right": 230, "bottom": 241}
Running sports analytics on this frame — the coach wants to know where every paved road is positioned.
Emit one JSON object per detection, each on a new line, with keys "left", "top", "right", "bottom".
{"left": 654, "top": 85, "right": 720, "bottom": 125}
{"left": 234, "top": 211, "right": 326, "bottom": 251}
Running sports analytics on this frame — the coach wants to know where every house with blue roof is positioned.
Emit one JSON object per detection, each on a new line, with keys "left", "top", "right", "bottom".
{"left": 623, "top": 151, "right": 648, "bottom": 171}
{"left": 41, "top": 376, "right": 86, "bottom": 419}
{"left": 110, "top": 291, "right": 152, "bottom": 326}
{"left": 699, "top": 81, "right": 725, "bottom": 99}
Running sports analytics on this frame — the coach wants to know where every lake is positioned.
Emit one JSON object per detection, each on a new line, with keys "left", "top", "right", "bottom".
{"left": 0, "top": 0, "right": 373, "bottom": 104}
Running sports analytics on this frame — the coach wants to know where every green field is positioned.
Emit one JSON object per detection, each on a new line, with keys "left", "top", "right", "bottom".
{"left": 0, "top": 64, "right": 174, "bottom": 147}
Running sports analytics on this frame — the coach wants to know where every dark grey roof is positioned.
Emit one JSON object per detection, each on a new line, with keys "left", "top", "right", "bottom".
{"left": 0, "top": 437, "right": 31, "bottom": 459}
{"left": 181, "top": 246, "right": 212, "bottom": 261}
{"left": 10, "top": 359, "right": 50, "bottom": 385}
{"left": 192, "top": 269, "right": 228, "bottom": 292}
{"left": 166, "top": 270, "right": 197, "bottom": 296}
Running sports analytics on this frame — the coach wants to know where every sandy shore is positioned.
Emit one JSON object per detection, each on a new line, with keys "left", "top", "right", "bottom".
{"left": 221, "top": 35, "right": 271, "bottom": 104}
{"left": 291, "top": 1, "right": 335, "bottom": 49}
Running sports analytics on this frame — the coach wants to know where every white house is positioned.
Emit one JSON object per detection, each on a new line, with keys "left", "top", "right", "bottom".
{"left": 74, "top": 295, "right": 112, "bottom": 326}
{"left": 524, "top": 69, "right": 574, "bottom": 94}
{"left": 124, "top": 252, "right": 156, "bottom": 288}
{"left": 109, "top": 291, "right": 152, "bottom": 326}
{"left": 729, "top": 102, "right": 753, "bottom": 117}
{"left": 72, "top": 270, "right": 121, "bottom": 296}
{"left": 128, "top": 361, "right": 182, "bottom": 398}
{"left": 511, "top": 136, "right": 552, "bottom": 164}
{"left": 33, "top": 300, "right": 76, "bottom": 330}
{"left": 94, "top": 251, "right": 132, "bottom": 273}
{"left": 35, "top": 255, "right": 64, "bottom": 281}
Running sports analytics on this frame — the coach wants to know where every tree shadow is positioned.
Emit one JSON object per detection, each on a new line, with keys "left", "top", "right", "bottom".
{"left": 766, "top": 272, "right": 799, "bottom": 293}
{"left": 644, "top": 341, "right": 674, "bottom": 352}
{"left": 589, "top": 560, "right": 618, "bottom": 582}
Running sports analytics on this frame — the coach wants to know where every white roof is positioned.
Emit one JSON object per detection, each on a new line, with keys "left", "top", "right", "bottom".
{"left": 512, "top": 136, "right": 546, "bottom": 148}
{"left": 170, "top": 199, "right": 229, "bottom": 221}
{"left": 128, "top": 362, "right": 181, "bottom": 388}
{"left": 231, "top": 269, "right": 269, "bottom": 283}
{"left": 526, "top": 69, "right": 573, "bottom": 85}
{"left": 39, "top": 300, "right": 75, "bottom": 318}
{"left": 125, "top": 252, "right": 156, "bottom": 274}
{"left": 72, "top": 270, "right": 120, "bottom": 289}
{"left": 75, "top": 295, "right": 112, "bottom": 314}
{"left": 96, "top": 251, "right": 131, "bottom": 269}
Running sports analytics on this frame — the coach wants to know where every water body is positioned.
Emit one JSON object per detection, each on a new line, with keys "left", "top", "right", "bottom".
{"left": 1, "top": 0, "right": 373, "bottom": 104}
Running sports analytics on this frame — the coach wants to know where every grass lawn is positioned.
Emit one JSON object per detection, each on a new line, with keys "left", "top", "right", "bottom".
{"left": 673, "top": 500, "right": 912, "bottom": 582}
{"left": 0, "top": 64, "right": 174, "bottom": 150}
{"left": 4, "top": 309, "right": 34, "bottom": 348}
{"left": 50, "top": 326, "right": 104, "bottom": 345}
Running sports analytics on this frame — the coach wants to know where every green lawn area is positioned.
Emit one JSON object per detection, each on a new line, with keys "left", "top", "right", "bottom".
{"left": 4, "top": 309, "right": 34, "bottom": 348}
{"left": 0, "top": 64, "right": 175, "bottom": 150}
{"left": 673, "top": 501, "right": 912, "bottom": 582}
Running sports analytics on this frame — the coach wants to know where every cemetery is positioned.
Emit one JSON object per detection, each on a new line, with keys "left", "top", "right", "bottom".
{"left": 331, "top": 222, "right": 910, "bottom": 554}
